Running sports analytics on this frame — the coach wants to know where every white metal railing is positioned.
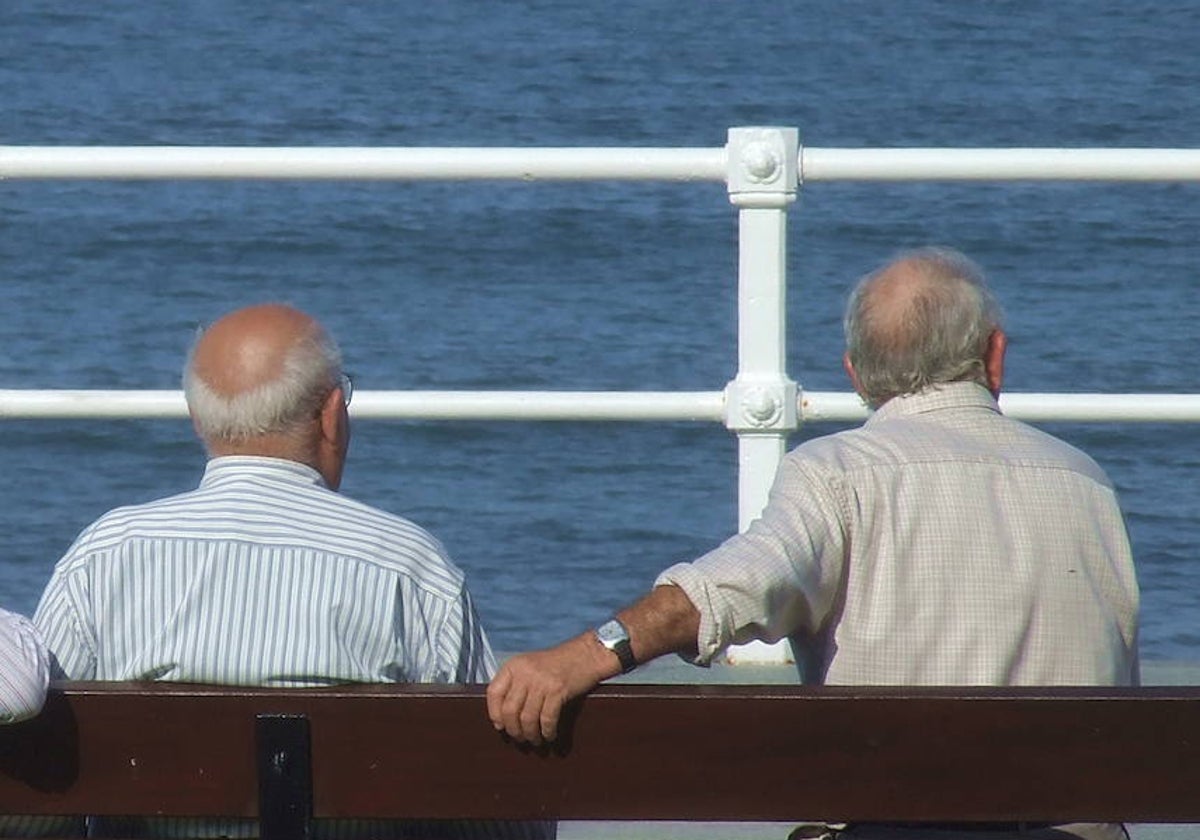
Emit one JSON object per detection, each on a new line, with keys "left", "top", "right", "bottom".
{"left": 4, "top": 130, "right": 1199, "bottom": 665}
{"left": 0, "top": 146, "right": 725, "bottom": 182}
{"left": 8, "top": 145, "right": 1200, "bottom": 182}
{"left": 5, "top": 389, "right": 1200, "bottom": 424}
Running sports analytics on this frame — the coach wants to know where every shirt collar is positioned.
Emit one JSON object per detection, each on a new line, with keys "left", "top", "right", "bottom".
{"left": 200, "top": 456, "right": 329, "bottom": 489}
{"left": 865, "top": 381, "right": 1000, "bottom": 426}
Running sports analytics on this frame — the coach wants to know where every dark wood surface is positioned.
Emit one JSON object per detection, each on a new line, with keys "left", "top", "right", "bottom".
{"left": 1, "top": 682, "right": 1199, "bottom": 822}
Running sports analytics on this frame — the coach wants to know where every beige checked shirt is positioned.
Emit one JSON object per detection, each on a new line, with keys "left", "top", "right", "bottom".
{"left": 658, "top": 382, "right": 1140, "bottom": 686}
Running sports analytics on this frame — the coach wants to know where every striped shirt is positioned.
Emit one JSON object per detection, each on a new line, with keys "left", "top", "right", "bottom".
{"left": 24, "top": 457, "right": 553, "bottom": 839}
{"left": 660, "top": 382, "right": 1141, "bottom": 687}
{"left": 35, "top": 456, "right": 496, "bottom": 685}
{"left": 0, "top": 607, "right": 48, "bottom": 724}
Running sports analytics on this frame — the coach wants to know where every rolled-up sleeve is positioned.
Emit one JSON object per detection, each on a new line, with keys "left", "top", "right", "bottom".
{"left": 655, "top": 452, "right": 848, "bottom": 665}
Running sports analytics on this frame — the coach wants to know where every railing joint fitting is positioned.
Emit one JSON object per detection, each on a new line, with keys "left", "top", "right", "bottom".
{"left": 726, "top": 127, "right": 800, "bottom": 208}
{"left": 724, "top": 378, "right": 800, "bottom": 433}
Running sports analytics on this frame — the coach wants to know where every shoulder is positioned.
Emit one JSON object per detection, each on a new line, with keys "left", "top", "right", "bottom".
{"left": 783, "top": 424, "right": 889, "bottom": 474}
{"left": 55, "top": 487, "right": 468, "bottom": 596}
{"left": 784, "top": 401, "right": 1112, "bottom": 486}
{"left": 997, "top": 418, "right": 1114, "bottom": 486}
{"left": 294, "top": 491, "right": 469, "bottom": 591}
{"left": 53, "top": 492, "right": 195, "bottom": 570}
{"left": 326, "top": 492, "right": 454, "bottom": 558}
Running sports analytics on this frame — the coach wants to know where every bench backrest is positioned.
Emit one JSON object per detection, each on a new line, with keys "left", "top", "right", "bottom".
{"left": 2, "top": 682, "right": 1199, "bottom": 827}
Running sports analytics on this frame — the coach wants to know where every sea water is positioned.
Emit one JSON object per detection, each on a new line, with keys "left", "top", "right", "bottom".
{"left": 0, "top": 1, "right": 1196, "bottom": 661}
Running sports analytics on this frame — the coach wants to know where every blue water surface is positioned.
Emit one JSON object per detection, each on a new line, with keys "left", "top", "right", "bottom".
{"left": 0, "top": 1, "right": 1197, "bottom": 660}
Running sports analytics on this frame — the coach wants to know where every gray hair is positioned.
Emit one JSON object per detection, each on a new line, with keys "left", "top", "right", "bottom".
{"left": 843, "top": 247, "right": 1003, "bottom": 407}
{"left": 182, "top": 323, "right": 343, "bottom": 444}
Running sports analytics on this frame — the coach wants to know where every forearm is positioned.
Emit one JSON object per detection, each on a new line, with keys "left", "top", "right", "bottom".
{"left": 554, "top": 583, "right": 701, "bottom": 687}
{"left": 616, "top": 584, "right": 700, "bottom": 667}
{"left": 487, "top": 585, "right": 701, "bottom": 744}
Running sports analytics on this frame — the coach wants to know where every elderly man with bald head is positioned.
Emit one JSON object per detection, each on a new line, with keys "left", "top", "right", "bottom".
{"left": 486, "top": 248, "right": 1137, "bottom": 840}
{"left": 36, "top": 302, "right": 495, "bottom": 689}
{"left": 30, "top": 303, "right": 534, "bottom": 837}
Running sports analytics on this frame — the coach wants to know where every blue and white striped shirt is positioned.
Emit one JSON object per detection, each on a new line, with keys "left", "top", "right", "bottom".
{"left": 20, "top": 457, "right": 549, "bottom": 838}
{"left": 35, "top": 456, "right": 497, "bottom": 685}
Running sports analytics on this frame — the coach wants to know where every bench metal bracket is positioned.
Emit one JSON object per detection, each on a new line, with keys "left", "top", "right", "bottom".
{"left": 256, "top": 713, "right": 313, "bottom": 840}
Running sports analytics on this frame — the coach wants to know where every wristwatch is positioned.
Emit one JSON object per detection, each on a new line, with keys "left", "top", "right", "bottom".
{"left": 595, "top": 618, "right": 637, "bottom": 673}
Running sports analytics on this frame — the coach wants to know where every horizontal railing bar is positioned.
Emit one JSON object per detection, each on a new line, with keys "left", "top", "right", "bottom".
{"left": 802, "top": 147, "right": 1200, "bottom": 181}
{"left": 354, "top": 391, "right": 725, "bottom": 421}
{"left": 999, "top": 392, "right": 1200, "bottom": 422}
{"left": 0, "top": 390, "right": 725, "bottom": 421}
{"left": 0, "top": 390, "right": 188, "bottom": 419}
{"left": 6, "top": 146, "right": 1200, "bottom": 182}
{"left": 801, "top": 391, "right": 1200, "bottom": 422}
{"left": 0, "top": 146, "right": 727, "bottom": 181}
{"left": 805, "top": 392, "right": 1200, "bottom": 423}
{"left": 2, "top": 389, "right": 1199, "bottom": 423}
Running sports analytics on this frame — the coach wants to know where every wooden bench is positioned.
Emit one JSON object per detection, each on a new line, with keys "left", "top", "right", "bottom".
{"left": 1, "top": 682, "right": 1199, "bottom": 837}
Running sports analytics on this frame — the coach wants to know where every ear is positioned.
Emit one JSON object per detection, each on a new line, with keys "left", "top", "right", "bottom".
{"left": 843, "top": 353, "right": 865, "bottom": 399}
{"left": 984, "top": 329, "right": 1007, "bottom": 398}
{"left": 318, "top": 386, "right": 344, "bottom": 445}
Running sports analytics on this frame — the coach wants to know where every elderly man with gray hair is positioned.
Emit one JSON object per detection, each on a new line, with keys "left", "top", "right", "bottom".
{"left": 32, "top": 303, "right": 546, "bottom": 839}
{"left": 487, "top": 248, "right": 1139, "bottom": 840}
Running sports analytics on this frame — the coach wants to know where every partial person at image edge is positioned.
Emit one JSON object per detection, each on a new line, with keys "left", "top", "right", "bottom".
{"left": 0, "top": 606, "right": 48, "bottom": 725}
{"left": 487, "top": 247, "right": 1139, "bottom": 840}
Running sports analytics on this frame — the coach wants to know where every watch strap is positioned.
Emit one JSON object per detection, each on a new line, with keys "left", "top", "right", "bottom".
{"left": 610, "top": 636, "right": 636, "bottom": 673}
{"left": 596, "top": 618, "right": 637, "bottom": 674}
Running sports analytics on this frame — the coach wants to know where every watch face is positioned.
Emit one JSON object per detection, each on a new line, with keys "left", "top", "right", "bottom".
{"left": 596, "top": 619, "right": 628, "bottom": 646}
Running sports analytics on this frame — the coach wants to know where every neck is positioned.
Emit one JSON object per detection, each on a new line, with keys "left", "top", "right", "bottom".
{"left": 207, "top": 434, "right": 319, "bottom": 471}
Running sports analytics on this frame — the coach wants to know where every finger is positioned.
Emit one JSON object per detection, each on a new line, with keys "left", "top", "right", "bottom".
{"left": 485, "top": 668, "right": 511, "bottom": 730}
{"left": 540, "top": 694, "right": 562, "bottom": 742}
{"left": 500, "top": 680, "right": 536, "bottom": 743}
{"left": 516, "top": 688, "right": 546, "bottom": 745}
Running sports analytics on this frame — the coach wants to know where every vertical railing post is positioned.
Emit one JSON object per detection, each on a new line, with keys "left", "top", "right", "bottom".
{"left": 723, "top": 127, "right": 801, "bottom": 665}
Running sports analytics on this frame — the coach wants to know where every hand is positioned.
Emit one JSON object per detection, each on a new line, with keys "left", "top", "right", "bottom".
{"left": 486, "top": 634, "right": 614, "bottom": 745}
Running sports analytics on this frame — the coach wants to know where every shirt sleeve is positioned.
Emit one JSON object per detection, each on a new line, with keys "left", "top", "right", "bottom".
{"left": 0, "top": 608, "right": 49, "bottom": 724}
{"left": 450, "top": 588, "right": 498, "bottom": 684}
{"left": 655, "top": 450, "right": 848, "bottom": 664}
{"left": 32, "top": 562, "right": 98, "bottom": 681}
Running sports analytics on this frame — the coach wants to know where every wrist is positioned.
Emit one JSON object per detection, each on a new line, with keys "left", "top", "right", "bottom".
{"left": 593, "top": 617, "right": 637, "bottom": 674}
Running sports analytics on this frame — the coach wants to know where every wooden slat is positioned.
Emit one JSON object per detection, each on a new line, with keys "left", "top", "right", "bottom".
{"left": 1, "top": 682, "right": 1198, "bottom": 822}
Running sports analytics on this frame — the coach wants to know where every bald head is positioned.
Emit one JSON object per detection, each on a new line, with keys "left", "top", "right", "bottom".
{"left": 183, "top": 303, "right": 346, "bottom": 461}
{"left": 190, "top": 304, "right": 322, "bottom": 399}
{"left": 843, "top": 247, "right": 1003, "bottom": 407}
